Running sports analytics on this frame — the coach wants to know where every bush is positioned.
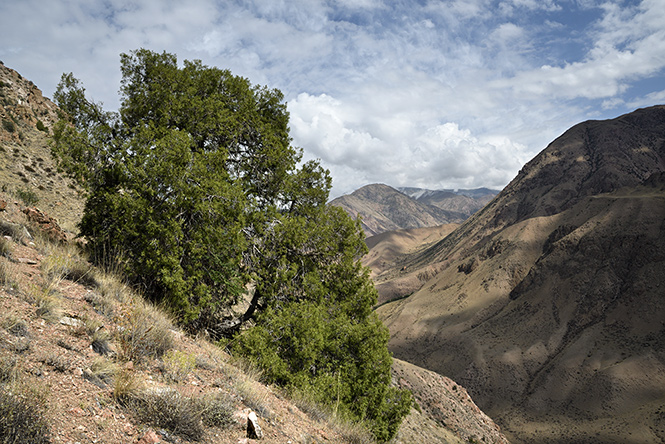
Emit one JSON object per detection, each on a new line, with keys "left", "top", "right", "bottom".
{"left": 127, "top": 389, "right": 204, "bottom": 441}
{"left": 160, "top": 350, "right": 196, "bottom": 383}
{"left": 15, "top": 187, "right": 38, "bottom": 207}
{"left": 36, "top": 120, "right": 48, "bottom": 132}
{"left": 2, "top": 119, "right": 14, "bottom": 133}
{"left": 235, "top": 300, "right": 412, "bottom": 441}
{"left": 0, "top": 383, "right": 51, "bottom": 444}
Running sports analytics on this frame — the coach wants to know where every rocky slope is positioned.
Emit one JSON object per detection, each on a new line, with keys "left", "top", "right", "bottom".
{"left": 330, "top": 184, "right": 495, "bottom": 237}
{"left": 0, "top": 62, "right": 84, "bottom": 232}
{"left": 375, "top": 105, "right": 665, "bottom": 443}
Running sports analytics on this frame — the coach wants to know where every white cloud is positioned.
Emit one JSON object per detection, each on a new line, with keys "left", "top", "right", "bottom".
{"left": 0, "top": 0, "right": 663, "bottom": 199}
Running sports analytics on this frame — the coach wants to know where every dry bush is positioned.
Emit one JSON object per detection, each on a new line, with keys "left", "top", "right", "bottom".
{"left": 0, "top": 381, "right": 51, "bottom": 444}
{"left": 115, "top": 300, "right": 174, "bottom": 363}
{"left": 160, "top": 349, "right": 196, "bottom": 383}
{"left": 198, "top": 391, "right": 236, "bottom": 429}
{"left": 127, "top": 389, "right": 205, "bottom": 442}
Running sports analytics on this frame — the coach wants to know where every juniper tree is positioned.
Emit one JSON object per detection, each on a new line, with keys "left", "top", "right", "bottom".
{"left": 52, "top": 49, "right": 410, "bottom": 440}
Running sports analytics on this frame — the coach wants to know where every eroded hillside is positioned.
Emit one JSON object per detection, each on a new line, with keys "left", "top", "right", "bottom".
{"left": 375, "top": 106, "right": 665, "bottom": 443}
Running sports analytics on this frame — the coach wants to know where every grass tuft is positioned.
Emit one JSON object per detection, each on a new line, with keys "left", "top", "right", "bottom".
{"left": 115, "top": 300, "right": 174, "bottom": 363}
{"left": 128, "top": 389, "right": 205, "bottom": 442}
{"left": 0, "top": 382, "right": 51, "bottom": 444}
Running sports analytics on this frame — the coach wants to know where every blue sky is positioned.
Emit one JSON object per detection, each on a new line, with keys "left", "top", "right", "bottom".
{"left": 1, "top": 0, "right": 664, "bottom": 198}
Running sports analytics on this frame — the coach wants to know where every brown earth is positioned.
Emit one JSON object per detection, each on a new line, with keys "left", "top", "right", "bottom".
{"left": 374, "top": 106, "right": 665, "bottom": 443}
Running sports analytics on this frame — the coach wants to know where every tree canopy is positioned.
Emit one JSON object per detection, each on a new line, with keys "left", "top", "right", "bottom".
{"left": 51, "top": 49, "right": 410, "bottom": 441}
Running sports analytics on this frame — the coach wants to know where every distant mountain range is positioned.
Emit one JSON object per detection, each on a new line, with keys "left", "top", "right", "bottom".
{"left": 329, "top": 184, "right": 497, "bottom": 237}
{"left": 371, "top": 105, "right": 665, "bottom": 443}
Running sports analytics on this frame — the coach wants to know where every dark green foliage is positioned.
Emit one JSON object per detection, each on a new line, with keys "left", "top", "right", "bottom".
{"left": 51, "top": 48, "right": 410, "bottom": 441}
{"left": 15, "top": 187, "right": 39, "bottom": 206}
{"left": 36, "top": 120, "right": 47, "bottom": 132}
{"left": 0, "top": 386, "right": 51, "bottom": 444}
{"left": 2, "top": 119, "right": 14, "bottom": 133}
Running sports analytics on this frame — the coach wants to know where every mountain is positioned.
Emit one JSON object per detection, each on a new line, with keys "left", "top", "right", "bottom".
{"left": 330, "top": 183, "right": 497, "bottom": 237}
{"left": 398, "top": 186, "right": 497, "bottom": 216}
{"left": 375, "top": 105, "right": 665, "bottom": 443}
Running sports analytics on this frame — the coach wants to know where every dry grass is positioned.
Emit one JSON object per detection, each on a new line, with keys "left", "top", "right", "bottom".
{"left": 0, "top": 379, "right": 51, "bottom": 444}
{"left": 0, "top": 258, "right": 21, "bottom": 293}
{"left": 89, "top": 356, "right": 118, "bottom": 386}
{"left": 40, "top": 241, "right": 96, "bottom": 288}
{"left": 236, "top": 378, "right": 271, "bottom": 419}
{"left": 23, "top": 283, "right": 62, "bottom": 323}
{"left": 112, "top": 369, "right": 144, "bottom": 403}
{"left": 160, "top": 349, "right": 196, "bottom": 383}
{"left": 115, "top": 300, "right": 174, "bottom": 363}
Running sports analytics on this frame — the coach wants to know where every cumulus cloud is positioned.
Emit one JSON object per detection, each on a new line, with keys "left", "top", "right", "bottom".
{"left": 0, "top": 0, "right": 663, "bottom": 198}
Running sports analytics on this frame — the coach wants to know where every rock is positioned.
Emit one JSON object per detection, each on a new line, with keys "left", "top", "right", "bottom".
{"left": 0, "top": 199, "right": 6, "bottom": 211}
{"left": 247, "top": 411, "right": 263, "bottom": 439}
{"left": 138, "top": 430, "right": 161, "bottom": 444}
{"left": 60, "top": 316, "right": 82, "bottom": 327}
{"left": 21, "top": 206, "right": 67, "bottom": 242}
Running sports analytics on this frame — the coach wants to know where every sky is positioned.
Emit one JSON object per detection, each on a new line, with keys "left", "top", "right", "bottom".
{"left": 1, "top": 0, "right": 664, "bottom": 198}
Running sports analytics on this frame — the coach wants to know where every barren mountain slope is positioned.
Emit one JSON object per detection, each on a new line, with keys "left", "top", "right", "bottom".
{"left": 363, "top": 224, "right": 459, "bottom": 305}
{"left": 398, "top": 187, "right": 497, "bottom": 217}
{"left": 376, "top": 105, "right": 665, "bottom": 443}
{"left": 330, "top": 184, "right": 466, "bottom": 237}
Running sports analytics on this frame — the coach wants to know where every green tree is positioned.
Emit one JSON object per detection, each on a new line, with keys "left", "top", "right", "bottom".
{"left": 51, "top": 49, "right": 410, "bottom": 440}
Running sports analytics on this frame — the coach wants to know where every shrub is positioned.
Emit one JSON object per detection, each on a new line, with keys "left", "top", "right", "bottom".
{"left": 0, "top": 383, "right": 51, "bottom": 444}
{"left": 127, "top": 389, "right": 204, "bottom": 441}
{"left": 115, "top": 301, "right": 174, "bottom": 362}
{"left": 2, "top": 119, "right": 14, "bottom": 133}
{"left": 160, "top": 350, "right": 196, "bottom": 383}
{"left": 15, "top": 187, "right": 39, "bottom": 206}
{"left": 198, "top": 392, "right": 235, "bottom": 428}
{"left": 36, "top": 120, "right": 48, "bottom": 132}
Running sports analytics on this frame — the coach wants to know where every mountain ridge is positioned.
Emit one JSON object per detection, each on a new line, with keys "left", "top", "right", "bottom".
{"left": 330, "top": 183, "right": 497, "bottom": 237}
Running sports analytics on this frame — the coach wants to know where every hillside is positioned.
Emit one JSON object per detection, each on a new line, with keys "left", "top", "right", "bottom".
{"left": 375, "top": 105, "right": 665, "bottom": 443}
{"left": 0, "top": 62, "right": 84, "bottom": 232}
{"left": 330, "top": 184, "right": 495, "bottom": 237}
